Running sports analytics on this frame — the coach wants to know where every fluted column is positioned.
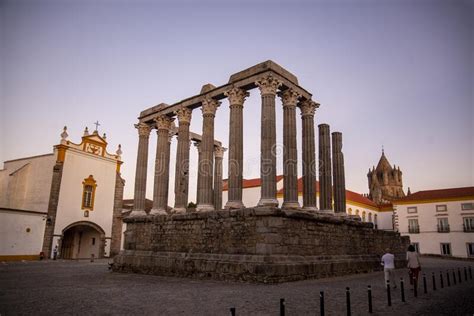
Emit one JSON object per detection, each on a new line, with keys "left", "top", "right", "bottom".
{"left": 173, "top": 107, "right": 192, "bottom": 213}
{"left": 256, "top": 76, "right": 281, "bottom": 207}
{"left": 130, "top": 122, "right": 152, "bottom": 216}
{"left": 279, "top": 89, "right": 300, "bottom": 209}
{"left": 300, "top": 100, "right": 320, "bottom": 211}
{"left": 213, "top": 146, "right": 226, "bottom": 211}
{"left": 197, "top": 98, "right": 220, "bottom": 212}
{"left": 194, "top": 141, "right": 202, "bottom": 205}
{"left": 150, "top": 115, "right": 174, "bottom": 215}
{"left": 318, "top": 124, "right": 332, "bottom": 210}
{"left": 332, "top": 132, "right": 346, "bottom": 214}
{"left": 224, "top": 87, "right": 249, "bottom": 209}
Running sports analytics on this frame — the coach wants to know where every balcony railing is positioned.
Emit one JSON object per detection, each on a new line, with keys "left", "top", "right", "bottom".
{"left": 408, "top": 226, "right": 420, "bottom": 234}
{"left": 437, "top": 225, "right": 450, "bottom": 233}
{"left": 463, "top": 224, "right": 474, "bottom": 232}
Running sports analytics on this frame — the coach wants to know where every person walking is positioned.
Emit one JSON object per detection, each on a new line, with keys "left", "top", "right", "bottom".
{"left": 53, "top": 246, "right": 58, "bottom": 260}
{"left": 381, "top": 248, "right": 396, "bottom": 288}
{"left": 407, "top": 244, "right": 421, "bottom": 288}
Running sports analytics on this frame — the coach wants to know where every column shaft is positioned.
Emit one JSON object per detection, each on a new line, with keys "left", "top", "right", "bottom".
{"left": 213, "top": 146, "right": 225, "bottom": 210}
{"left": 318, "top": 124, "right": 332, "bottom": 210}
{"left": 332, "top": 132, "right": 346, "bottom": 213}
{"left": 197, "top": 98, "right": 220, "bottom": 211}
{"left": 300, "top": 100, "right": 319, "bottom": 210}
{"left": 151, "top": 116, "right": 173, "bottom": 215}
{"left": 280, "top": 89, "right": 300, "bottom": 209}
{"left": 131, "top": 123, "right": 151, "bottom": 216}
{"left": 174, "top": 108, "right": 192, "bottom": 213}
{"left": 194, "top": 141, "right": 202, "bottom": 205}
{"left": 225, "top": 88, "right": 248, "bottom": 209}
{"left": 256, "top": 76, "right": 281, "bottom": 207}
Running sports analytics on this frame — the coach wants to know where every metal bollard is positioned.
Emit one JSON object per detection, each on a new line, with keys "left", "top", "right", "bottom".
{"left": 469, "top": 266, "right": 472, "bottom": 280}
{"left": 346, "top": 287, "right": 351, "bottom": 316}
{"left": 447, "top": 271, "right": 451, "bottom": 287}
{"left": 400, "top": 278, "right": 405, "bottom": 303}
{"left": 90, "top": 253, "right": 95, "bottom": 262}
{"left": 386, "top": 281, "right": 392, "bottom": 306}
{"left": 368, "top": 285, "right": 373, "bottom": 313}
{"left": 280, "top": 298, "right": 285, "bottom": 316}
{"left": 464, "top": 267, "right": 468, "bottom": 281}
{"left": 440, "top": 272, "right": 444, "bottom": 288}
{"left": 458, "top": 268, "right": 462, "bottom": 283}
{"left": 413, "top": 277, "right": 418, "bottom": 298}
{"left": 432, "top": 272, "right": 436, "bottom": 291}
{"left": 320, "top": 291, "right": 325, "bottom": 316}
{"left": 423, "top": 274, "right": 427, "bottom": 294}
{"left": 230, "top": 307, "right": 236, "bottom": 316}
{"left": 452, "top": 270, "right": 457, "bottom": 285}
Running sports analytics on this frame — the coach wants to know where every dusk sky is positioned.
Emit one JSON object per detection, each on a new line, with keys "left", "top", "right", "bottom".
{"left": 1, "top": 0, "right": 473, "bottom": 202}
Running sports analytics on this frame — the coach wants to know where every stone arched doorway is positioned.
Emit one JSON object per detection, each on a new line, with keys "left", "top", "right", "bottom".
{"left": 60, "top": 221, "right": 106, "bottom": 259}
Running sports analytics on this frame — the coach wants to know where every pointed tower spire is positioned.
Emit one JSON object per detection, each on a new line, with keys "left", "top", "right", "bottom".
{"left": 407, "top": 187, "right": 411, "bottom": 195}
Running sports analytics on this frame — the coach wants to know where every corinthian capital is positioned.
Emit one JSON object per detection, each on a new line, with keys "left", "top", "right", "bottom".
{"left": 224, "top": 88, "right": 249, "bottom": 106}
{"left": 255, "top": 75, "right": 282, "bottom": 96}
{"left": 214, "top": 146, "right": 227, "bottom": 158}
{"left": 154, "top": 115, "right": 174, "bottom": 131}
{"left": 201, "top": 98, "right": 221, "bottom": 116}
{"left": 175, "top": 107, "right": 192, "bottom": 124}
{"left": 299, "top": 100, "right": 320, "bottom": 117}
{"left": 135, "top": 122, "right": 152, "bottom": 137}
{"left": 279, "top": 89, "right": 300, "bottom": 108}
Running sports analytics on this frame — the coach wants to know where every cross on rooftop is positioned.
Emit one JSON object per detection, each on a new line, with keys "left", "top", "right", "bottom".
{"left": 94, "top": 121, "right": 100, "bottom": 131}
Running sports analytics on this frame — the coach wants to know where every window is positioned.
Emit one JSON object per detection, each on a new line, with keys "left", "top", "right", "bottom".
{"left": 461, "top": 203, "right": 474, "bottom": 210}
{"left": 92, "top": 238, "right": 96, "bottom": 245}
{"left": 467, "top": 243, "right": 474, "bottom": 257}
{"left": 412, "top": 242, "right": 420, "bottom": 253}
{"left": 463, "top": 217, "right": 474, "bottom": 232}
{"left": 362, "top": 211, "right": 366, "bottom": 222}
{"left": 82, "top": 175, "right": 97, "bottom": 210}
{"left": 437, "top": 218, "right": 450, "bottom": 233}
{"left": 368, "top": 213, "right": 372, "bottom": 223}
{"left": 407, "top": 207, "right": 417, "bottom": 214}
{"left": 440, "top": 243, "right": 451, "bottom": 256}
{"left": 408, "top": 219, "right": 419, "bottom": 233}
{"left": 436, "top": 205, "right": 447, "bottom": 212}
{"left": 348, "top": 208, "right": 352, "bottom": 215}
{"left": 355, "top": 209, "right": 360, "bottom": 216}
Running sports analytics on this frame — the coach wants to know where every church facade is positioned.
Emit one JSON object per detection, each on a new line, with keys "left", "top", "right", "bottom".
{"left": 0, "top": 126, "right": 124, "bottom": 260}
{"left": 367, "top": 150, "right": 405, "bottom": 204}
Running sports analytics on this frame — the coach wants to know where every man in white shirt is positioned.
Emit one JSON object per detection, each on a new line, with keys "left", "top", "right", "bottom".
{"left": 381, "top": 248, "right": 396, "bottom": 288}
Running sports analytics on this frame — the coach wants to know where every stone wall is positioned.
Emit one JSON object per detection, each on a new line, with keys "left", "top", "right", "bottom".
{"left": 114, "top": 208, "right": 410, "bottom": 283}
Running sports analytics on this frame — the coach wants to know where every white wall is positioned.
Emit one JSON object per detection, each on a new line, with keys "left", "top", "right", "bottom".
{"left": 0, "top": 154, "right": 55, "bottom": 212}
{"left": 395, "top": 199, "right": 474, "bottom": 258}
{"left": 0, "top": 209, "right": 46, "bottom": 256}
{"left": 55, "top": 149, "right": 117, "bottom": 243}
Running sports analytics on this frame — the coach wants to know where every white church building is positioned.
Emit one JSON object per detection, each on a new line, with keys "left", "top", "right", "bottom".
{"left": 0, "top": 126, "right": 124, "bottom": 260}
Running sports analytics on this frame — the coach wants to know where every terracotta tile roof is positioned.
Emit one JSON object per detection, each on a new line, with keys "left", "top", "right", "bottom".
{"left": 394, "top": 187, "right": 474, "bottom": 203}
{"left": 277, "top": 177, "right": 378, "bottom": 208}
{"left": 222, "top": 175, "right": 284, "bottom": 191}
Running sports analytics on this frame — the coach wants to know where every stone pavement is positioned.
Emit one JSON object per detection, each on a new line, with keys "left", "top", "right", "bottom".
{"left": 0, "top": 257, "right": 473, "bottom": 315}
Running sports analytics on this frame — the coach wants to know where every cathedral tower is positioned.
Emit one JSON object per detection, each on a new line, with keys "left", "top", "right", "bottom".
{"left": 367, "top": 150, "right": 405, "bottom": 204}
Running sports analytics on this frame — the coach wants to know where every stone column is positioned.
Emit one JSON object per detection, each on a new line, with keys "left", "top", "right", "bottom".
{"left": 318, "top": 124, "right": 332, "bottom": 210}
{"left": 279, "top": 89, "right": 300, "bottom": 209}
{"left": 224, "top": 87, "right": 249, "bottom": 209}
{"left": 173, "top": 107, "right": 192, "bottom": 213}
{"left": 130, "top": 122, "right": 151, "bottom": 216}
{"left": 194, "top": 141, "right": 202, "bottom": 205}
{"left": 299, "top": 100, "right": 319, "bottom": 211}
{"left": 196, "top": 98, "right": 220, "bottom": 212}
{"left": 332, "top": 132, "right": 346, "bottom": 214}
{"left": 213, "top": 146, "right": 226, "bottom": 211}
{"left": 150, "top": 115, "right": 174, "bottom": 215}
{"left": 256, "top": 76, "right": 281, "bottom": 207}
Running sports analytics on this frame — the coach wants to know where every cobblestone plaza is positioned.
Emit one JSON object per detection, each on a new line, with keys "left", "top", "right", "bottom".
{"left": 1, "top": 257, "right": 472, "bottom": 315}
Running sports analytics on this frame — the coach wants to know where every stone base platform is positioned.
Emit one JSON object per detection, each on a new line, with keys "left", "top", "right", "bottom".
{"left": 113, "top": 208, "right": 410, "bottom": 283}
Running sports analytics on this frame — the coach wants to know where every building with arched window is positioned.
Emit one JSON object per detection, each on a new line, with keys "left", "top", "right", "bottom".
{"left": 0, "top": 126, "right": 124, "bottom": 260}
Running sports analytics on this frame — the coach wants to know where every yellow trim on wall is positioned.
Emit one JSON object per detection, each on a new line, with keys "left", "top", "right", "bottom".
{"left": 0, "top": 255, "right": 40, "bottom": 261}
{"left": 116, "top": 161, "right": 123, "bottom": 173}
{"left": 394, "top": 196, "right": 474, "bottom": 205}
{"left": 56, "top": 145, "right": 68, "bottom": 162}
